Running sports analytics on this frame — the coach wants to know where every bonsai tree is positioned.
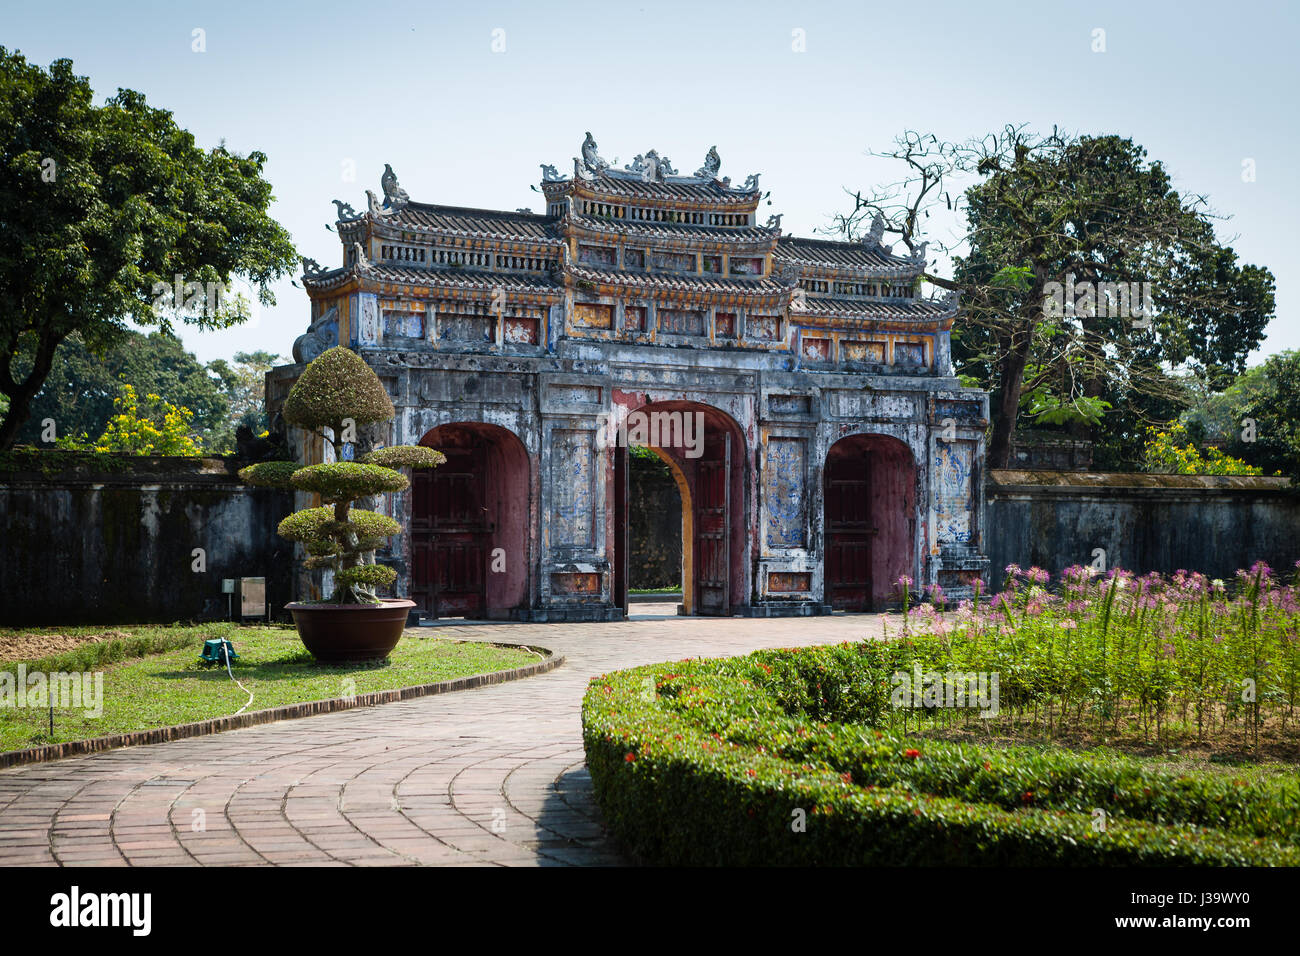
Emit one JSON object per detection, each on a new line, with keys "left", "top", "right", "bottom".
{"left": 240, "top": 346, "right": 444, "bottom": 604}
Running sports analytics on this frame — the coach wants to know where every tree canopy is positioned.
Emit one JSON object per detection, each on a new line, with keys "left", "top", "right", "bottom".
{"left": 0, "top": 48, "right": 297, "bottom": 449}
{"left": 835, "top": 127, "right": 1276, "bottom": 469}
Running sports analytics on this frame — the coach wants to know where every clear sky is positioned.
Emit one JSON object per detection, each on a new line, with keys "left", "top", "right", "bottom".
{"left": 4, "top": 0, "right": 1297, "bottom": 366}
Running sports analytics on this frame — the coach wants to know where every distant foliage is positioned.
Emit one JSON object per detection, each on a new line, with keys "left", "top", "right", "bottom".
{"left": 1142, "top": 421, "right": 1264, "bottom": 476}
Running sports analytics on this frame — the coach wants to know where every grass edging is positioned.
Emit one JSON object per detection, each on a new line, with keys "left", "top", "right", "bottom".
{"left": 0, "top": 642, "right": 561, "bottom": 770}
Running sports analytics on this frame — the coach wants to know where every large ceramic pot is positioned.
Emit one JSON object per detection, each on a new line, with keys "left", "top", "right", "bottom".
{"left": 285, "top": 599, "right": 415, "bottom": 663}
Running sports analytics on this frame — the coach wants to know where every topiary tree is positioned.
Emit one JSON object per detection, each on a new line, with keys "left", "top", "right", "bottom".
{"left": 240, "top": 346, "right": 445, "bottom": 604}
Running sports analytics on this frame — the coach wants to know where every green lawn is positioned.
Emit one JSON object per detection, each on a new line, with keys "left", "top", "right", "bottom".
{"left": 0, "top": 624, "right": 543, "bottom": 752}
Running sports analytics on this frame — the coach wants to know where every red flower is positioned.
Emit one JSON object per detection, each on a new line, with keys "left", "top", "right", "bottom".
{"left": 1022, "top": 791, "right": 1034, "bottom": 803}
{"left": 904, "top": 749, "right": 921, "bottom": 759}
{"left": 746, "top": 769, "right": 757, "bottom": 777}
{"left": 624, "top": 752, "right": 636, "bottom": 763}
{"left": 983, "top": 761, "right": 992, "bottom": 771}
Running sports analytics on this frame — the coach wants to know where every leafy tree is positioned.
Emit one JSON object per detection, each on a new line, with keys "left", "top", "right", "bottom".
{"left": 834, "top": 128, "right": 1275, "bottom": 468}
{"left": 0, "top": 48, "right": 297, "bottom": 450}
{"left": 18, "top": 330, "right": 231, "bottom": 449}
{"left": 1182, "top": 351, "right": 1300, "bottom": 483}
{"left": 206, "top": 350, "right": 280, "bottom": 448}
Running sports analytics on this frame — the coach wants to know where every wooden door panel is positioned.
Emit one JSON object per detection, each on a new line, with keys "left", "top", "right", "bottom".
{"left": 411, "top": 443, "right": 491, "bottom": 618}
{"left": 825, "top": 452, "right": 873, "bottom": 611}
{"left": 695, "top": 433, "right": 731, "bottom": 616}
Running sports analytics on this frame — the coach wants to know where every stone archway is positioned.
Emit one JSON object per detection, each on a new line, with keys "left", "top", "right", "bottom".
{"left": 611, "top": 400, "right": 747, "bottom": 616}
{"left": 412, "top": 422, "right": 530, "bottom": 619}
{"left": 823, "top": 433, "right": 916, "bottom": 611}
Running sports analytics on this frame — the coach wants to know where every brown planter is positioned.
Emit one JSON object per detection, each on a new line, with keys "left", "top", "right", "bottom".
{"left": 285, "top": 599, "right": 415, "bottom": 663}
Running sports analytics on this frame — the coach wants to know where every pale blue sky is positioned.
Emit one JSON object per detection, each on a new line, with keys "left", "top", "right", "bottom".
{"left": 4, "top": 0, "right": 1297, "bottom": 366}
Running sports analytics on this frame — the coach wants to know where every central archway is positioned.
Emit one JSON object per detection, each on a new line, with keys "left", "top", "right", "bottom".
{"left": 611, "top": 400, "right": 746, "bottom": 616}
{"left": 412, "top": 422, "right": 530, "bottom": 619}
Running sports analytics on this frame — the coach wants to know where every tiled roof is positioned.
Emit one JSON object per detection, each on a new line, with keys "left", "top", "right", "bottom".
{"left": 568, "top": 215, "right": 776, "bottom": 243}
{"left": 303, "top": 263, "right": 562, "bottom": 294}
{"left": 573, "top": 175, "right": 757, "bottom": 204}
{"left": 383, "top": 203, "right": 561, "bottom": 241}
{"left": 569, "top": 265, "right": 784, "bottom": 297}
{"left": 795, "top": 296, "right": 956, "bottom": 322}
{"left": 776, "top": 235, "right": 917, "bottom": 270}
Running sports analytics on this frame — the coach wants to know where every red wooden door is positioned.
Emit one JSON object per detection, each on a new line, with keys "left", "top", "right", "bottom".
{"left": 411, "top": 444, "right": 491, "bottom": 617}
{"left": 613, "top": 445, "right": 629, "bottom": 615}
{"left": 825, "top": 451, "right": 873, "bottom": 611}
{"left": 694, "top": 432, "right": 730, "bottom": 616}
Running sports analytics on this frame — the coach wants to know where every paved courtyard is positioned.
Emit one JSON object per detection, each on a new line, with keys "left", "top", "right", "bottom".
{"left": 0, "top": 606, "right": 891, "bottom": 867}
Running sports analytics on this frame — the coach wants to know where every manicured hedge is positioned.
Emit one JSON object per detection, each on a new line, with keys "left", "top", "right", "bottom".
{"left": 581, "top": 643, "right": 1300, "bottom": 866}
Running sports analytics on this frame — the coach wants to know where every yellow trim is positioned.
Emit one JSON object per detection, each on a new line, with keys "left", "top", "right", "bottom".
{"left": 648, "top": 446, "right": 693, "bottom": 615}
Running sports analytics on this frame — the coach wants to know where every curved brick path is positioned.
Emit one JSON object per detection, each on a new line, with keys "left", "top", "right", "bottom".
{"left": 0, "top": 607, "right": 889, "bottom": 867}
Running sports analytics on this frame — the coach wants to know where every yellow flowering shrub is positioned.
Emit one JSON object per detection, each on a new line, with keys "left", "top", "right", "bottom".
{"left": 1142, "top": 422, "right": 1262, "bottom": 476}
{"left": 56, "top": 384, "right": 203, "bottom": 456}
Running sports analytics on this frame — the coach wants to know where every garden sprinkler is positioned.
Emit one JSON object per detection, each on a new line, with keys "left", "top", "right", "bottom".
{"left": 199, "top": 637, "right": 254, "bottom": 716}
{"left": 199, "top": 638, "right": 239, "bottom": 667}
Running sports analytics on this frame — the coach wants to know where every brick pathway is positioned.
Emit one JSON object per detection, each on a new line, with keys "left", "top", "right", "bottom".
{"left": 0, "top": 606, "right": 891, "bottom": 867}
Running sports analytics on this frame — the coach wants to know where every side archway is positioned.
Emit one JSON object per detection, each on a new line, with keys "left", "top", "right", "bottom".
{"left": 412, "top": 422, "right": 530, "bottom": 618}
{"left": 823, "top": 433, "right": 916, "bottom": 611}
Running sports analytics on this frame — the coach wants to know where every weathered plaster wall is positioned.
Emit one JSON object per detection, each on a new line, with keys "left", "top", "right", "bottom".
{"left": 986, "top": 471, "right": 1300, "bottom": 592}
{"left": 268, "top": 347, "right": 988, "bottom": 619}
{"left": 0, "top": 457, "right": 293, "bottom": 626}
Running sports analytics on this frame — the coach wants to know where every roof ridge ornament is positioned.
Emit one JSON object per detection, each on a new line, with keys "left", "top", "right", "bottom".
{"left": 540, "top": 163, "right": 565, "bottom": 182}
{"left": 332, "top": 199, "right": 362, "bottom": 222}
{"left": 301, "top": 256, "right": 327, "bottom": 277}
{"left": 579, "top": 132, "right": 609, "bottom": 175}
{"left": 352, "top": 242, "right": 370, "bottom": 271}
{"left": 366, "top": 189, "right": 395, "bottom": 217}
{"left": 381, "top": 164, "right": 410, "bottom": 211}
{"left": 694, "top": 145, "right": 721, "bottom": 180}
{"left": 864, "top": 211, "right": 887, "bottom": 249}
{"left": 626, "top": 149, "right": 677, "bottom": 183}
{"left": 766, "top": 213, "right": 783, "bottom": 231}
{"left": 741, "top": 173, "right": 760, "bottom": 193}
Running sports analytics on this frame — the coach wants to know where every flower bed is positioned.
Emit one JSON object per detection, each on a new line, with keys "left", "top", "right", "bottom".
{"left": 582, "top": 642, "right": 1300, "bottom": 866}
{"left": 893, "top": 562, "right": 1300, "bottom": 753}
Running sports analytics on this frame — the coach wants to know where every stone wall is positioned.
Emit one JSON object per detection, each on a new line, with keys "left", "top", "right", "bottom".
{"left": 1, "top": 455, "right": 293, "bottom": 626}
{"left": 986, "top": 470, "right": 1300, "bottom": 592}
